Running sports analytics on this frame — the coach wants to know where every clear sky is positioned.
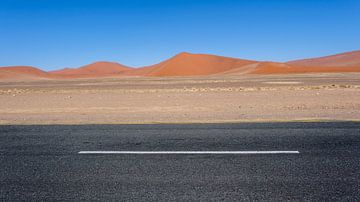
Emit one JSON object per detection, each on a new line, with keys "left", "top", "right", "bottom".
{"left": 1, "top": 0, "right": 359, "bottom": 71}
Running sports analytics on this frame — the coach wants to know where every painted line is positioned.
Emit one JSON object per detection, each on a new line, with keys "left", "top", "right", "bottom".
{"left": 78, "top": 151, "right": 300, "bottom": 154}
{"left": 263, "top": 81, "right": 302, "bottom": 84}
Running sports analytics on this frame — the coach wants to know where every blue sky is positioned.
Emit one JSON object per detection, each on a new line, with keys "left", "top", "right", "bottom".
{"left": 0, "top": 0, "right": 359, "bottom": 71}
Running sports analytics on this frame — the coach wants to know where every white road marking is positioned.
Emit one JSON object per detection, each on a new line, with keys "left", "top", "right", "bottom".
{"left": 263, "top": 81, "right": 302, "bottom": 84}
{"left": 78, "top": 151, "right": 300, "bottom": 154}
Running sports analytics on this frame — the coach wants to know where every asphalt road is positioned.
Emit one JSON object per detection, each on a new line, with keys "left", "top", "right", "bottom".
{"left": 1, "top": 122, "right": 360, "bottom": 201}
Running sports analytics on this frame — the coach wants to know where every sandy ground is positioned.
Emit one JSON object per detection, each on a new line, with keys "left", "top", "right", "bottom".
{"left": 1, "top": 73, "right": 360, "bottom": 124}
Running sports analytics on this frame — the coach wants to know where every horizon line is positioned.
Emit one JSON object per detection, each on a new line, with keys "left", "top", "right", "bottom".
{"left": 1, "top": 49, "right": 359, "bottom": 72}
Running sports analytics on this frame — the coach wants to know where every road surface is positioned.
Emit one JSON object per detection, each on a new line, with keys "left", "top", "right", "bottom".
{"left": 1, "top": 122, "right": 360, "bottom": 201}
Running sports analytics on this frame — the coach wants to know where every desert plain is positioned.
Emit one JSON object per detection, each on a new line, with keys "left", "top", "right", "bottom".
{"left": 1, "top": 72, "right": 360, "bottom": 124}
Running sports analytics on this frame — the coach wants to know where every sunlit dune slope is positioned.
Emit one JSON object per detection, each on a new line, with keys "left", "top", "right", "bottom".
{"left": 252, "top": 62, "right": 360, "bottom": 74}
{"left": 124, "top": 52, "right": 257, "bottom": 77}
{"left": 0, "top": 66, "right": 50, "bottom": 80}
{"left": 50, "top": 61, "right": 132, "bottom": 77}
{"left": 287, "top": 50, "right": 360, "bottom": 67}
{"left": 2, "top": 50, "right": 360, "bottom": 80}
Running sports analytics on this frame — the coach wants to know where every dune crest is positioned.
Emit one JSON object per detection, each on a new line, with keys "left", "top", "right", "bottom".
{"left": 287, "top": 50, "right": 360, "bottom": 67}
{"left": 50, "top": 61, "right": 131, "bottom": 77}
{"left": 252, "top": 62, "right": 360, "bottom": 74}
{"left": 126, "top": 52, "right": 257, "bottom": 77}
{"left": 253, "top": 50, "right": 360, "bottom": 74}
{"left": 1, "top": 50, "right": 360, "bottom": 80}
{"left": 0, "top": 66, "right": 50, "bottom": 80}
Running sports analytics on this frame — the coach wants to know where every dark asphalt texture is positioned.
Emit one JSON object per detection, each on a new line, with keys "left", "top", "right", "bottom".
{"left": 1, "top": 122, "right": 360, "bottom": 201}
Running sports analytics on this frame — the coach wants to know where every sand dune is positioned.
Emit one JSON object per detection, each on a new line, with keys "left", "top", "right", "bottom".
{"left": 120, "top": 64, "right": 155, "bottom": 77}
{"left": 0, "top": 66, "right": 50, "bottom": 80}
{"left": 1, "top": 50, "right": 360, "bottom": 80}
{"left": 50, "top": 62, "right": 131, "bottom": 77}
{"left": 287, "top": 50, "right": 360, "bottom": 67}
{"left": 252, "top": 62, "right": 360, "bottom": 74}
{"left": 252, "top": 51, "right": 360, "bottom": 74}
{"left": 125, "top": 52, "right": 257, "bottom": 77}
{"left": 72, "top": 50, "right": 360, "bottom": 76}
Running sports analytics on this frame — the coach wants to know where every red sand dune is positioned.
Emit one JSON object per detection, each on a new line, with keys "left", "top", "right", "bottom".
{"left": 124, "top": 50, "right": 360, "bottom": 76}
{"left": 287, "top": 50, "right": 360, "bottom": 67}
{"left": 252, "top": 62, "right": 360, "bottom": 74}
{"left": 252, "top": 51, "right": 360, "bottom": 74}
{"left": 1, "top": 50, "right": 360, "bottom": 80}
{"left": 0, "top": 66, "right": 50, "bottom": 80}
{"left": 124, "top": 52, "right": 257, "bottom": 77}
{"left": 50, "top": 61, "right": 132, "bottom": 77}
{"left": 120, "top": 64, "right": 155, "bottom": 77}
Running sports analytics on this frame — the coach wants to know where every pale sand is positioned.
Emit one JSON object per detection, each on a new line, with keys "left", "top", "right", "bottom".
{"left": 0, "top": 73, "right": 359, "bottom": 124}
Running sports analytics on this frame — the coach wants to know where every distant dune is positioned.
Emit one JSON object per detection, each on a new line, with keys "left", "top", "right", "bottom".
{"left": 287, "top": 50, "right": 360, "bottom": 67}
{"left": 124, "top": 52, "right": 257, "bottom": 77}
{"left": 252, "top": 50, "right": 360, "bottom": 74}
{"left": 50, "top": 61, "right": 131, "bottom": 78}
{"left": 1, "top": 50, "right": 360, "bottom": 80}
{"left": 0, "top": 66, "right": 50, "bottom": 80}
{"left": 120, "top": 64, "right": 155, "bottom": 77}
{"left": 252, "top": 63, "right": 360, "bottom": 74}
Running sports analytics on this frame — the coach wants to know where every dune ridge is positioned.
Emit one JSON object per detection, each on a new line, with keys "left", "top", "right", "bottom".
{"left": 1, "top": 50, "right": 360, "bottom": 80}
{"left": 252, "top": 50, "right": 360, "bottom": 74}
{"left": 251, "top": 62, "right": 360, "bottom": 74}
{"left": 0, "top": 66, "right": 50, "bottom": 80}
{"left": 144, "top": 52, "right": 256, "bottom": 76}
{"left": 287, "top": 50, "right": 360, "bottom": 67}
{"left": 50, "top": 61, "right": 131, "bottom": 77}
